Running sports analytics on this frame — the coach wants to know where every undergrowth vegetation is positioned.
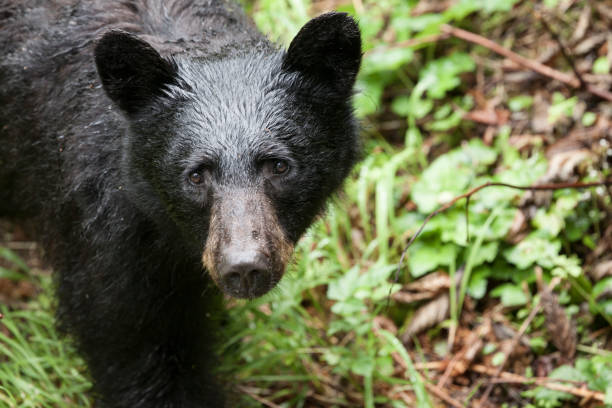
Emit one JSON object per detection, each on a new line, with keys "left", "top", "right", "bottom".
{"left": 1, "top": 0, "right": 611, "bottom": 407}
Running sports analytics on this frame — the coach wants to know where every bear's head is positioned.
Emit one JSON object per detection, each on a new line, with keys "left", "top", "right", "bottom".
{"left": 94, "top": 13, "right": 362, "bottom": 299}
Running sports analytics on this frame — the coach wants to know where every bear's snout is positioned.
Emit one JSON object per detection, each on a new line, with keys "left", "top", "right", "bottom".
{"left": 202, "top": 188, "right": 293, "bottom": 298}
{"left": 219, "top": 250, "right": 271, "bottom": 298}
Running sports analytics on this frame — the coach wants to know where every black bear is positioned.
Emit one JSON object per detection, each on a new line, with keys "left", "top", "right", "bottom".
{"left": 0, "top": 0, "right": 361, "bottom": 406}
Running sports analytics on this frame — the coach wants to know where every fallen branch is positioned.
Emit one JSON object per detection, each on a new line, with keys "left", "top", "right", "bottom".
{"left": 237, "top": 385, "right": 283, "bottom": 408}
{"left": 441, "top": 24, "right": 612, "bottom": 102}
{"left": 424, "top": 382, "right": 464, "bottom": 408}
{"left": 470, "top": 364, "right": 605, "bottom": 403}
{"left": 386, "top": 340, "right": 464, "bottom": 408}
{"left": 413, "top": 361, "right": 605, "bottom": 404}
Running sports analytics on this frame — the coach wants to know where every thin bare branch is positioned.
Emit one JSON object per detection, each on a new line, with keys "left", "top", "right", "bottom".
{"left": 470, "top": 364, "right": 605, "bottom": 403}
{"left": 441, "top": 24, "right": 612, "bottom": 102}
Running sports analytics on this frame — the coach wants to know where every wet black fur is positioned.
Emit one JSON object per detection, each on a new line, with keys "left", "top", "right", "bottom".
{"left": 0, "top": 1, "right": 361, "bottom": 406}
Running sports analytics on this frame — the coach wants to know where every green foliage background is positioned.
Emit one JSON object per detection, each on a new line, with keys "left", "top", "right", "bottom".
{"left": 1, "top": 0, "right": 611, "bottom": 407}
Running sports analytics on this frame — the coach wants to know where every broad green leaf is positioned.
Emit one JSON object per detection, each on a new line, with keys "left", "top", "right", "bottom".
{"left": 361, "top": 47, "right": 414, "bottom": 75}
{"left": 351, "top": 355, "right": 374, "bottom": 377}
{"left": 419, "top": 53, "right": 476, "bottom": 99}
{"left": 508, "top": 95, "right": 533, "bottom": 112}
{"left": 470, "top": 241, "right": 499, "bottom": 267}
{"left": 391, "top": 95, "right": 412, "bottom": 117}
{"left": 548, "top": 93, "right": 577, "bottom": 124}
{"left": 550, "top": 255, "right": 582, "bottom": 278}
{"left": 592, "top": 277, "right": 612, "bottom": 299}
{"left": 411, "top": 139, "right": 497, "bottom": 213}
{"left": 504, "top": 235, "right": 561, "bottom": 270}
{"left": 407, "top": 241, "right": 457, "bottom": 277}
{"left": 327, "top": 266, "right": 360, "bottom": 301}
{"left": 468, "top": 267, "right": 489, "bottom": 299}
{"left": 491, "top": 283, "right": 528, "bottom": 307}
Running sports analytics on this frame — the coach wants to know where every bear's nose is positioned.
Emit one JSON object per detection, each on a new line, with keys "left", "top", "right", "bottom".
{"left": 219, "top": 252, "right": 271, "bottom": 298}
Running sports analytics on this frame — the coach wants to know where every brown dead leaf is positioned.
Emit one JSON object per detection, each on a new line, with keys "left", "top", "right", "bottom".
{"left": 508, "top": 134, "right": 546, "bottom": 152}
{"left": 438, "top": 322, "right": 489, "bottom": 387}
{"left": 0, "top": 278, "right": 37, "bottom": 304}
{"left": 540, "top": 287, "right": 577, "bottom": 360}
{"left": 463, "top": 108, "right": 510, "bottom": 126}
{"left": 401, "top": 292, "right": 449, "bottom": 342}
{"left": 392, "top": 271, "right": 450, "bottom": 304}
{"left": 531, "top": 92, "right": 553, "bottom": 134}
{"left": 373, "top": 315, "right": 398, "bottom": 335}
{"left": 411, "top": 0, "right": 454, "bottom": 16}
{"left": 574, "top": 32, "right": 607, "bottom": 55}
{"left": 587, "top": 225, "right": 612, "bottom": 281}
{"left": 404, "top": 271, "right": 450, "bottom": 293}
{"left": 571, "top": 5, "right": 591, "bottom": 43}
{"left": 545, "top": 149, "right": 593, "bottom": 181}
{"left": 592, "top": 260, "right": 612, "bottom": 281}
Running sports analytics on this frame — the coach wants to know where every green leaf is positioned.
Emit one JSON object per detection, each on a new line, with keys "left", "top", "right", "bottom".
{"left": 351, "top": 355, "right": 374, "bottom": 377}
{"left": 0, "top": 266, "right": 26, "bottom": 281}
{"left": 548, "top": 93, "right": 577, "bottom": 124}
{"left": 408, "top": 241, "right": 457, "bottom": 277}
{"left": 355, "top": 74, "right": 391, "bottom": 117}
{"left": 593, "top": 56, "right": 610, "bottom": 75}
{"left": 392, "top": 13, "right": 444, "bottom": 35}
{"left": 411, "top": 139, "right": 497, "bottom": 213}
{"left": 0, "top": 247, "right": 29, "bottom": 272}
{"left": 468, "top": 267, "right": 489, "bottom": 299}
{"left": 391, "top": 95, "right": 412, "bottom": 116}
{"left": 581, "top": 112, "right": 597, "bottom": 127}
{"left": 450, "top": 0, "right": 520, "bottom": 15}
{"left": 550, "top": 255, "right": 582, "bottom": 278}
{"left": 470, "top": 241, "right": 499, "bottom": 267}
{"left": 508, "top": 95, "right": 533, "bottom": 112}
{"left": 419, "top": 53, "right": 476, "bottom": 99}
{"left": 523, "top": 363, "right": 588, "bottom": 407}
{"left": 491, "top": 283, "right": 528, "bottom": 307}
{"left": 593, "top": 277, "right": 612, "bottom": 302}
{"left": 504, "top": 235, "right": 561, "bottom": 270}
{"left": 491, "top": 352, "right": 506, "bottom": 366}
{"left": 605, "top": 385, "right": 612, "bottom": 405}
{"left": 331, "top": 298, "right": 366, "bottom": 315}
{"left": 327, "top": 266, "right": 360, "bottom": 301}
{"left": 529, "top": 336, "right": 547, "bottom": 352}
{"left": 533, "top": 208, "right": 565, "bottom": 237}
{"left": 426, "top": 108, "right": 463, "bottom": 131}
{"left": 361, "top": 47, "right": 414, "bottom": 75}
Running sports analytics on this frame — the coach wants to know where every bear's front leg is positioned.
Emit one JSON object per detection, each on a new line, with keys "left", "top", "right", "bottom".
{"left": 57, "top": 248, "right": 225, "bottom": 408}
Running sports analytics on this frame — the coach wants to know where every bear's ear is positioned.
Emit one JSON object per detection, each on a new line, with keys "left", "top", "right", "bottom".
{"left": 94, "top": 30, "right": 178, "bottom": 115}
{"left": 282, "top": 12, "right": 361, "bottom": 94}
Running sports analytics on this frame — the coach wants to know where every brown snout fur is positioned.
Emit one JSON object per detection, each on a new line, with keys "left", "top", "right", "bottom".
{"left": 202, "top": 188, "right": 293, "bottom": 297}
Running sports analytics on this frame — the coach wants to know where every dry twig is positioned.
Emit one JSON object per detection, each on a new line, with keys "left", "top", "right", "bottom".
{"left": 237, "top": 385, "right": 283, "bottom": 408}
{"left": 440, "top": 24, "right": 612, "bottom": 102}
{"left": 470, "top": 364, "right": 605, "bottom": 403}
{"left": 424, "top": 382, "right": 464, "bottom": 408}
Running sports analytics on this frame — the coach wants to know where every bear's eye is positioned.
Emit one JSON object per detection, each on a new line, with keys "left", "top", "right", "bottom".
{"left": 262, "top": 159, "right": 291, "bottom": 179}
{"left": 272, "top": 160, "right": 289, "bottom": 175}
{"left": 189, "top": 171, "right": 203, "bottom": 185}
